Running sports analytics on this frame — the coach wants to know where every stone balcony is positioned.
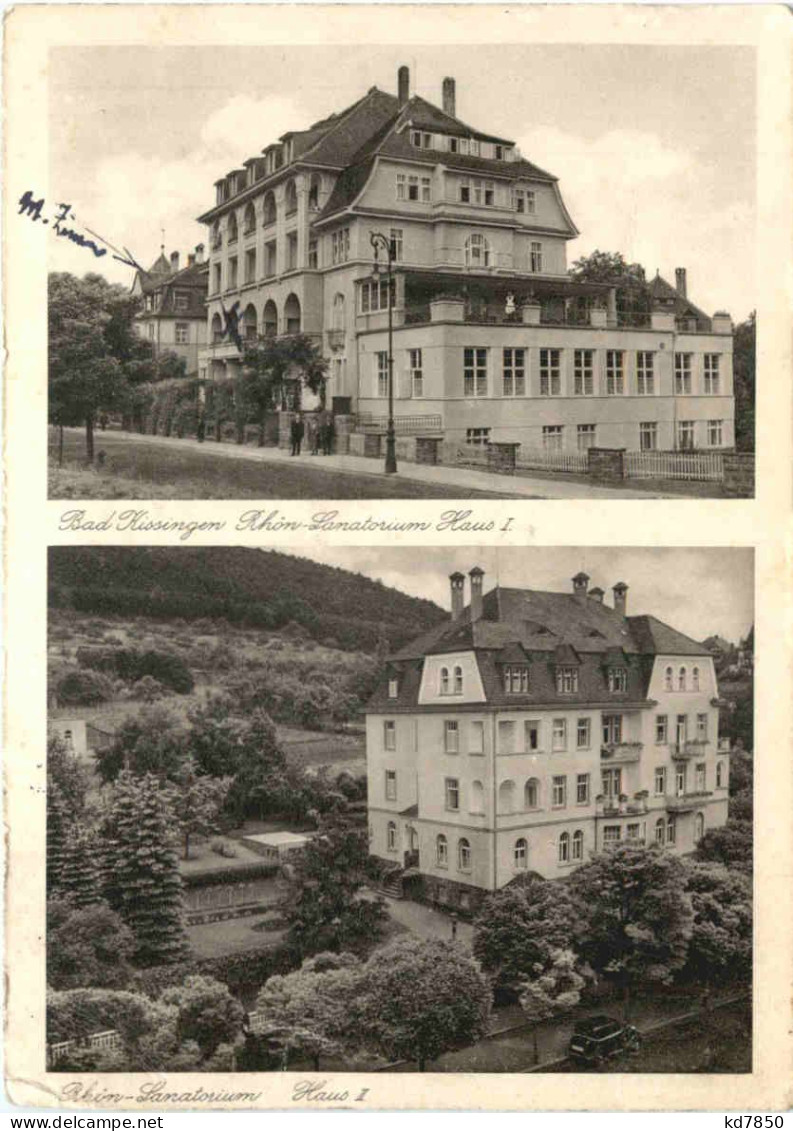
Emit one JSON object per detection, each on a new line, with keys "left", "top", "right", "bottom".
{"left": 666, "top": 791, "right": 713, "bottom": 813}
{"left": 671, "top": 740, "right": 710, "bottom": 761}
{"left": 600, "top": 742, "right": 643, "bottom": 765}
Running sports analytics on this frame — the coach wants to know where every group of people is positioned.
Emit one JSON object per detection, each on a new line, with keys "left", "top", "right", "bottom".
{"left": 290, "top": 410, "right": 334, "bottom": 457}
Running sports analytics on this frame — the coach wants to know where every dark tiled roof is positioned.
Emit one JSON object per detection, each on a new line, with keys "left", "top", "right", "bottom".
{"left": 301, "top": 88, "right": 401, "bottom": 168}
{"left": 628, "top": 615, "right": 711, "bottom": 658}
{"left": 319, "top": 159, "right": 376, "bottom": 221}
{"left": 136, "top": 260, "right": 208, "bottom": 318}
{"left": 648, "top": 273, "right": 711, "bottom": 323}
{"left": 399, "top": 93, "right": 513, "bottom": 145}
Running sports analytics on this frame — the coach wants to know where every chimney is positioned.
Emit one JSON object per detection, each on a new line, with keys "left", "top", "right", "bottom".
{"left": 170, "top": 251, "right": 179, "bottom": 272}
{"left": 612, "top": 582, "right": 629, "bottom": 617}
{"left": 449, "top": 571, "right": 465, "bottom": 622}
{"left": 589, "top": 586, "right": 605, "bottom": 604}
{"left": 572, "top": 571, "right": 589, "bottom": 601}
{"left": 469, "top": 566, "right": 484, "bottom": 622}
{"left": 675, "top": 267, "right": 687, "bottom": 299}
{"left": 442, "top": 77, "right": 456, "bottom": 118}
{"left": 187, "top": 253, "right": 196, "bottom": 268}
{"left": 195, "top": 243, "right": 205, "bottom": 264}
{"left": 398, "top": 65, "right": 410, "bottom": 107}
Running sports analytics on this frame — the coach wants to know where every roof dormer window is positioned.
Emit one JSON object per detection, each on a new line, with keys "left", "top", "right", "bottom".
{"left": 556, "top": 666, "right": 579, "bottom": 694}
{"left": 411, "top": 130, "right": 432, "bottom": 149}
{"left": 503, "top": 665, "right": 529, "bottom": 694}
{"left": 608, "top": 667, "right": 627, "bottom": 693}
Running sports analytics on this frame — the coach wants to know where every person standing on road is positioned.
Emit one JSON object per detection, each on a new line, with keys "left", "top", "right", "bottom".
{"left": 320, "top": 409, "right": 334, "bottom": 456}
{"left": 306, "top": 413, "right": 319, "bottom": 455}
{"left": 290, "top": 412, "right": 304, "bottom": 456}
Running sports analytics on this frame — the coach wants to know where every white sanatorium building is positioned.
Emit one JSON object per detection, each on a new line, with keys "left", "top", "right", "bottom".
{"left": 197, "top": 65, "right": 734, "bottom": 453}
{"left": 366, "top": 568, "right": 730, "bottom": 910}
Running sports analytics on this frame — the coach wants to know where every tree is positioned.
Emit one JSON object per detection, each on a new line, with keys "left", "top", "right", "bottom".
{"left": 96, "top": 704, "right": 187, "bottom": 783}
{"left": 160, "top": 975, "right": 245, "bottom": 1059}
{"left": 47, "top": 734, "right": 91, "bottom": 816}
{"left": 473, "top": 877, "right": 583, "bottom": 992}
{"left": 569, "top": 249, "right": 651, "bottom": 317}
{"left": 46, "top": 781, "right": 72, "bottom": 897}
{"left": 358, "top": 938, "right": 492, "bottom": 1071}
{"left": 284, "top": 819, "right": 387, "bottom": 959}
{"left": 570, "top": 843, "right": 694, "bottom": 1017}
{"left": 239, "top": 334, "right": 329, "bottom": 438}
{"left": 518, "top": 948, "right": 590, "bottom": 1065}
{"left": 47, "top": 899, "right": 135, "bottom": 990}
{"left": 253, "top": 952, "right": 365, "bottom": 1069}
{"left": 682, "top": 862, "right": 752, "bottom": 990}
{"left": 733, "top": 312, "right": 756, "bottom": 452}
{"left": 168, "top": 757, "right": 232, "bottom": 859}
{"left": 695, "top": 820, "right": 753, "bottom": 874}
{"left": 58, "top": 826, "right": 102, "bottom": 906}
{"left": 100, "top": 771, "right": 188, "bottom": 967}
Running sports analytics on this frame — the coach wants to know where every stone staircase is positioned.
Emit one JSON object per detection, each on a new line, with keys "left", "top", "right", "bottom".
{"left": 374, "top": 869, "right": 405, "bottom": 900}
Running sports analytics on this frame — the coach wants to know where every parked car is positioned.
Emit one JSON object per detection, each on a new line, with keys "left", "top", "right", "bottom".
{"left": 568, "top": 1015, "right": 642, "bottom": 1065}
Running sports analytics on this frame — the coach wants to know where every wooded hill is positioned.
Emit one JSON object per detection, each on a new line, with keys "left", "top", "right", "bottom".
{"left": 48, "top": 547, "right": 445, "bottom": 653}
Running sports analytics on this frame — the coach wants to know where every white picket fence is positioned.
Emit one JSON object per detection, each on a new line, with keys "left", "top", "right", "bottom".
{"left": 47, "top": 1028, "right": 122, "bottom": 1067}
{"left": 516, "top": 448, "right": 589, "bottom": 475}
{"left": 625, "top": 450, "right": 724, "bottom": 482}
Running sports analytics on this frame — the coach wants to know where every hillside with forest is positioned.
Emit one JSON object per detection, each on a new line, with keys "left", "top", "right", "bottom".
{"left": 48, "top": 547, "right": 445, "bottom": 654}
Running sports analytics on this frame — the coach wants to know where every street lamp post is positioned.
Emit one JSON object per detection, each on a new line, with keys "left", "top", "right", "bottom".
{"left": 370, "top": 230, "right": 398, "bottom": 474}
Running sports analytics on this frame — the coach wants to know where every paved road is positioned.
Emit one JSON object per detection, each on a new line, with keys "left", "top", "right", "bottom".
{"left": 70, "top": 428, "right": 677, "bottom": 500}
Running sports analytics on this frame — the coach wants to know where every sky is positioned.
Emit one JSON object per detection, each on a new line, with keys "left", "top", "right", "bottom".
{"left": 49, "top": 43, "right": 756, "bottom": 320}
{"left": 274, "top": 546, "right": 754, "bottom": 645}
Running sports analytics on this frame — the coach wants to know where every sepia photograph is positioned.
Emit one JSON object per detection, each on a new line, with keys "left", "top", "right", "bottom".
{"left": 46, "top": 546, "right": 753, "bottom": 1075}
{"left": 44, "top": 43, "right": 756, "bottom": 501}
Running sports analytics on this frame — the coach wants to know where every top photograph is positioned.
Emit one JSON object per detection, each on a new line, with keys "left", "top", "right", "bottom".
{"left": 46, "top": 43, "right": 756, "bottom": 500}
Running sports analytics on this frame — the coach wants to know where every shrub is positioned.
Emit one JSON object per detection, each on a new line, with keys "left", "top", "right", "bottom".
{"left": 56, "top": 668, "right": 116, "bottom": 706}
{"left": 210, "top": 838, "right": 238, "bottom": 859}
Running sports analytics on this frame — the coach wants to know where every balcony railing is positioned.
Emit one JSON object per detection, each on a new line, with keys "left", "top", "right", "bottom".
{"left": 671, "top": 740, "right": 710, "bottom": 760}
{"left": 357, "top": 413, "right": 443, "bottom": 436}
{"left": 600, "top": 742, "right": 643, "bottom": 764}
{"left": 667, "top": 791, "right": 713, "bottom": 812}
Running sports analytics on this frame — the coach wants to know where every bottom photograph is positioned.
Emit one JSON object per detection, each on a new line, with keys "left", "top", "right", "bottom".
{"left": 46, "top": 545, "right": 753, "bottom": 1074}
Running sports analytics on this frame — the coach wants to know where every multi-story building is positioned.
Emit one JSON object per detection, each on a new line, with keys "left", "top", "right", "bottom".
{"left": 366, "top": 567, "right": 730, "bottom": 910}
{"left": 132, "top": 247, "right": 209, "bottom": 376}
{"left": 196, "top": 65, "right": 734, "bottom": 451}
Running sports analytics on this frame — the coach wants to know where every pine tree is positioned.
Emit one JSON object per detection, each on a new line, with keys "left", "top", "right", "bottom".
{"left": 102, "top": 771, "right": 188, "bottom": 967}
{"left": 47, "top": 782, "right": 71, "bottom": 897}
{"left": 59, "top": 827, "right": 102, "bottom": 907}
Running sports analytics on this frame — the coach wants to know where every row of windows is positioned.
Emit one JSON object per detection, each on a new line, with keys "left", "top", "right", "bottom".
{"left": 408, "top": 131, "right": 514, "bottom": 163}
{"left": 392, "top": 664, "right": 696, "bottom": 702}
{"left": 382, "top": 712, "right": 712, "bottom": 755}
{"left": 211, "top": 177, "right": 321, "bottom": 236}
{"left": 663, "top": 665, "right": 702, "bottom": 691}
{"left": 457, "top": 421, "right": 726, "bottom": 453}
{"left": 458, "top": 348, "right": 722, "bottom": 399}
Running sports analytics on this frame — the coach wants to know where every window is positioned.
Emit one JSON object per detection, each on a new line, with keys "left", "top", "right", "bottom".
{"left": 695, "top": 812, "right": 705, "bottom": 843}
{"left": 603, "top": 826, "right": 621, "bottom": 847}
{"left": 444, "top": 720, "right": 459, "bottom": 754}
{"left": 308, "top": 239, "right": 318, "bottom": 269}
{"left": 388, "top": 677, "right": 398, "bottom": 699}
{"left": 245, "top": 248, "right": 256, "bottom": 283}
{"left": 453, "top": 666, "right": 463, "bottom": 695}
{"left": 696, "top": 713, "right": 708, "bottom": 741}
{"left": 449, "top": 136, "right": 459, "bottom": 154}
{"left": 716, "top": 761, "right": 725, "bottom": 789}
{"left": 654, "top": 766, "right": 667, "bottom": 796}
{"left": 572, "top": 829, "right": 584, "bottom": 861}
{"left": 409, "top": 349, "right": 423, "bottom": 398}
{"left": 640, "top": 422, "right": 658, "bottom": 451}
{"left": 577, "top": 719, "right": 591, "bottom": 749}
{"left": 466, "top": 427, "right": 490, "bottom": 446}
{"left": 421, "top": 177, "right": 432, "bottom": 202}
{"left": 576, "top": 773, "right": 590, "bottom": 804}
{"left": 666, "top": 816, "right": 676, "bottom": 845}
{"left": 606, "top": 351, "right": 624, "bottom": 395}
{"left": 678, "top": 667, "right": 687, "bottom": 691}
{"left": 484, "top": 181, "right": 495, "bottom": 205}
{"left": 602, "top": 714, "right": 623, "bottom": 745}
{"left": 664, "top": 666, "right": 674, "bottom": 691}
{"left": 502, "top": 348, "right": 526, "bottom": 397}
{"left": 389, "top": 228, "right": 404, "bottom": 261}
{"left": 704, "top": 354, "right": 720, "bottom": 394}
{"left": 514, "top": 838, "right": 528, "bottom": 869}
{"left": 469, "top": 720, "right": 484, "bottom": 755}
{"left": 707, "top": 420, "right": 723, "bottom": 448}
{"left": 331, "top": 227, "right": 350, "bottom": 264}
{"left": 458, "top": 838, "right": 471, "bottom": 872}
{"left": 525, "top": 778, "right": 540, "bottom": 809}
{"left": 503, "top": 664, "right": 529, "bottom": 693}
{"left": 530, "top": 241, "right": 543, "bottom": 273}
{"left": 439, "top": 666, "right": 450, "bottom": 695}
{"left": 286, "top": 232, "right": 298, "bottom": 271}
{"left": 552, "top": 719, "right": 567, "bottom": 751}
{"left": 402, "top": 175, "right": 430, "bottom": 202}
{"left": 498, "top": 720, "right": 517, "bottom": 754}
{"left": 396, "top": 173, "right": 406, "bottom": 200}
{"left": 675, "top": 353, "right": 692, "bottom": 394}
{"left": 556, "top": 667, "right": 578, "bottom": 694}
{"left": 265, "top": 241, "right": 277, "bottom": 278}
{"left": 656, "top": 715, "right": 668, "bottom": 744}
{"left": 386, "top": 821, "right": 397, "bottom": 851}
{"left": 574, "top": 350, "right": 594, "bottom": 396}
{"left": 463, "top": 347, "right": 488, "bottom": 397}
{"left": 636, "top": 351, "right": 655, "bottom": 395}
{"left": 376, "top": 352, "right": 389, "bottom": 398}
{"left": 459, "top": 178, "right": 471, "bottom": 203}
{"left": 655, "top": 818, "right": 666, "bottom": 845}
{"left": 626, "top": 823, "right": 641, "bottom": 841}
{"left": 174, "top": 291, "right": 189, "bottom": 312}
{"left": 228, "top": 256, "right": 238, "bottom": 288}
{"left": 675, "top": 765, "right": 686, "bottom": 796}
{"left": 385, "top": 770, "right": 397, "bottom": 800}
{"left": 513, "top": 188, "right": 535, "bottom": 214}
{"left": 525, "top": 721, "right": 540, "bottom": 751}
{"left": 470, "top": 780, "right": 485, "bottom": 814}
{"left": 608, "top": 667, "right": 627, "bottom": 693}
{"left": 411, "top": 129, "right": 432, "bottom": 149}
{"left": 465, "top": 233, "right": 491, "bottom": 269}
{"left": 436, "top": 834, "right": 448, "bottom": 867}
{"left": 540, "top": 348, "right": 562, "bottom": 396}
{"left": 227, "top": 213, "right": 238, "bottom": 244}
{"left": 360, "top": 279, "right": 395, "bottom": 314}
{"left": 577, "top": 424, "right": 596, "bottom": 452}
{"left": 695, "top": 762, "right": 707, "bottom": 792}
{"left": 175, "top": 322, "right": 189, "bottom": 345}
{"left": 692, "top": 667, "right": 700, "bottom": 691}
{"left": 543, "top": 426, "right": 563, "bottom": 451}
{"left": 676, "top": 714, "right": 688, "bottom": 748}
{"left": 383, "top": 720, "right": 396, "bottom": 751}
{"left": 677, "top": 421, "right": 695, "bottom": 450}
{"left": 445, "top": 778, "right": 460, "bottom": 811}
{"left": 552, "top": 775, "right": 567, "bottom": 807}
{"left": 558, "top": 832, "right": 570, "bottom": 863}
{"left": 602, "top": 767, "right": 622, "bottom": 799}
